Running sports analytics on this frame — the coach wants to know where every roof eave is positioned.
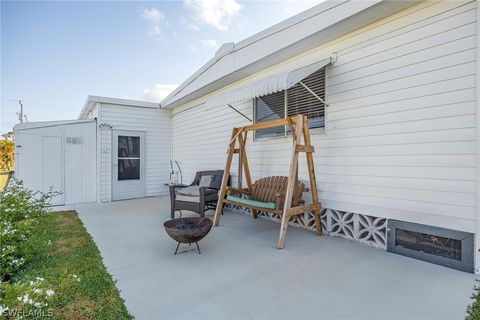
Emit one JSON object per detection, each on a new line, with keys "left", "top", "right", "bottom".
{"left": 161, "top": 0, "right": 422, "bottom": 109}
{"left": 78, "top": 95, "right": 161, "bottom": 119}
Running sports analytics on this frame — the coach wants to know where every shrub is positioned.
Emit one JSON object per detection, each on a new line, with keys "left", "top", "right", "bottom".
{"left": 1, "top": 276, "right": 56, "bottom": 318}
{"left": 0, "top": 137, "right": 14, "bottom": 171}
{"left": 0, "top": 179, "right": 57, "bottom": 280}
{"left": 467, "top": 281, "right": 480, "bottom": 320}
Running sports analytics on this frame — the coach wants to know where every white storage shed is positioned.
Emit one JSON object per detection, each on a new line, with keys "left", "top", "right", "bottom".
{"left": 14, "top": 119, "right": 97, "bottom": 205}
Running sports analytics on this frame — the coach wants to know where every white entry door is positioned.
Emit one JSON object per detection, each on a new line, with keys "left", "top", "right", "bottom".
{"left": 112, "top": 131, "right": 146, "bottom": 201}
{"left": 42, "top": 136, "right": 64, "bottom": 205}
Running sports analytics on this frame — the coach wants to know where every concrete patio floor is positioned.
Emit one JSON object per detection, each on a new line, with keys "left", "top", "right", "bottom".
{"left": 76, "top": 197, "right": 475, "bottom": 320}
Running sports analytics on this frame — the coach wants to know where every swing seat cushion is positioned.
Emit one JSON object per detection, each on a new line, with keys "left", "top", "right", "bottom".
{"left": 226, "top": 195, "right": 276, "bottom": 210}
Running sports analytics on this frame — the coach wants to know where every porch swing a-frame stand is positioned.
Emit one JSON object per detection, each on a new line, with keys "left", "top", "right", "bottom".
{"left": 213, "top": 114, "right": 322, "bottom": 249}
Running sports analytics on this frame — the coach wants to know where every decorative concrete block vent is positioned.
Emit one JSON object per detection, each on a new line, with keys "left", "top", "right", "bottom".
{"left": 321, "top": 209, "right": 387, "bottom": 250}
{"left": 227, "top": 203, "right": 388, "bottom": 250}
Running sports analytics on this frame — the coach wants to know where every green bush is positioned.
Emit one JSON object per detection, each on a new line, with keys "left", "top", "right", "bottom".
{"left": 0, "top": 179, "right": 57, "bottom": 280}
{"left": 0, "top": 137, "right": 14, "bottom": 171}
{"left": 1, "top": 276, "right": 56, "bottom": 317}
{"left": 467, "top": 281, "right": 480, "bottom": 320}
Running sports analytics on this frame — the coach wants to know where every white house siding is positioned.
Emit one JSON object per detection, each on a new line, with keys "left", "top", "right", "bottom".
{"left": 172, "top": 1, "right": 477, "bottom": 234}
{"left": 97, "top": 103, "right": 172, "bottom": 202}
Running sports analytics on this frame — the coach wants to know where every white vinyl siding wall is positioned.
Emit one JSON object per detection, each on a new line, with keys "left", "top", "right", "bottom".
{"left": 15, "top": 121, "right": 97, "bottom": 205}
{"left": 172, "top": 0, "right": 477, "bottom": 232}
{"left": 97, "top": 103, "right": 172, "bottom": 202}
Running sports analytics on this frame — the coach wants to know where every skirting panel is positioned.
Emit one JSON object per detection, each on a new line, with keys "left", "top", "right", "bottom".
{"left": 226, "top": 203, "right": 388, "bottom": 250}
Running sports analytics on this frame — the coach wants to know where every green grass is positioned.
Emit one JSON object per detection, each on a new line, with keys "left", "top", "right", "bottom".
{"left": 7, "top": 211, "right": 133, "bottom": 319}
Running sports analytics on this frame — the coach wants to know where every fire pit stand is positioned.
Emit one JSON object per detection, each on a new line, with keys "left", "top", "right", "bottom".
{"left": 164, "top": 217, "right": 213, "bottom": 255}
{"left": 175, "top": 242, "right": 201, "bottom": 255}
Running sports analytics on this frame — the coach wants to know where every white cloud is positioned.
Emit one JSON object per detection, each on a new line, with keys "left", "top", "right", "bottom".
{"left": 140, "top": 8, "right": 166, "bottom": 35}
{"left": 141, "top": 8, "right": 165, "bottom": 24}
{"left": 188, "top": 44, "right": 198, "bottom": 51}
{"left": 179, "top": 16, "right": 200, "bottom": 31}
{"left": 151, "top": 25, "right": 161, "bottom": 35}
{"left": 284, "top": 0, "right": 324, "bottom": 16}
{"left": 142, "top": 84, "right": 178, "bottom": 102}
{"left": 183, "top": 0, "right": 242, "bottom": 31}
{"left": 200, "top": 39, "right": 218, "bottom": 49}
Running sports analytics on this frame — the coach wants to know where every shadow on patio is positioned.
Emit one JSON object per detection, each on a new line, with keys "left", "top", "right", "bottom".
{"left": 76, "top": 197, "right": 475, "bottom": 320}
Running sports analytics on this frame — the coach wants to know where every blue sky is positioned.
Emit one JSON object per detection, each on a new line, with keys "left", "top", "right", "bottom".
{"left": 1, "top": 0, "right": 321, "bottom": 134}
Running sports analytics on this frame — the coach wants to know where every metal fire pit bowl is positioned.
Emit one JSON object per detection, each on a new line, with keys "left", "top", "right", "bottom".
{"left": 163, "top": 217, "right": 213, "bottom": 254}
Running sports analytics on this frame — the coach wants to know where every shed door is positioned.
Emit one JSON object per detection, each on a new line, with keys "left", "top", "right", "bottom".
{"left": 112, "top": 131, "right": 146, "bottom": 201}
{"left": 42, "top": 136, "right": 64, "bottom": 205}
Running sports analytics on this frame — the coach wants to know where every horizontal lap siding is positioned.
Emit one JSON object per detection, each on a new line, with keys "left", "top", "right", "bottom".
{"left": 172, "top": 0, "right": 477, "bottom": 232}
{"left": 173, "top": 103, "right": 251, "bottom": 185}
{"left": 99, "top": 104, "right": 172, "bottom": 200}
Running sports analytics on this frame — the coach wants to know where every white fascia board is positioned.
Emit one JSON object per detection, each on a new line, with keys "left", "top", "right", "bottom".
{"left": 14, "top": 119, "right": 96, "bottom": 131}
{"left": 162, "top": 0, "right": 421, "bottom": 109}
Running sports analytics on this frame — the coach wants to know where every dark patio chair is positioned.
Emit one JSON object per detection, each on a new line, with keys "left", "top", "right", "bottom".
{"left": 169, "top": 170, "right": 229, "bottom": 218}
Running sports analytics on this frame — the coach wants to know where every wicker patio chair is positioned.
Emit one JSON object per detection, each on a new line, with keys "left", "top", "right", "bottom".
{"left": 169, "top": 170, "right": 229, "bottom": 218}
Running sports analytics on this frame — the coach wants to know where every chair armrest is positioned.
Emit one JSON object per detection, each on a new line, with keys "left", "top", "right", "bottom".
{"left": 199, "top": 187, "right": 221, "bottom": 206}
{"left": 169, "top": 184, "right": 188, "bottom": 190}
{"left": 275, "top": 192, "right": 287, "bottom": 210}
{"left": 169, "top": 184, "right": 189, "bottom": 200}
{"left": 275, "top": 194, "right": 281, "bottom": 211}
{"left": 199, "top": 186, "right": 219, "bottom": 196}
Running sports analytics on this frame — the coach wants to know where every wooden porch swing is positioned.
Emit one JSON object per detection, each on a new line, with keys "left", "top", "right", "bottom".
{"left": 213, "top": 114, "right": 322, "bottom": 249}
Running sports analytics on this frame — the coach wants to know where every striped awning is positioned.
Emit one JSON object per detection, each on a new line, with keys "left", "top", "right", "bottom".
{"left": 205, "top": 57, "right": 332, "bottom": 110}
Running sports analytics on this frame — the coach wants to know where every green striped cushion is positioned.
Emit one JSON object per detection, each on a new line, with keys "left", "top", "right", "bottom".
{"left": 226, "top": 195, "right": 276, "bottom": 210}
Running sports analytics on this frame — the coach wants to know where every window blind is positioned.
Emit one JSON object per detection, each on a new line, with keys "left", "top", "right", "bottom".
{"left": 287, "top": 67, "right": 326, "bottom": 128}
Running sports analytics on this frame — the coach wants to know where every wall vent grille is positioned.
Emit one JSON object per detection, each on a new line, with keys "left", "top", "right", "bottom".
{"left": 66, "top": 137, "right": 82, "bottom": 145}
{"left": 226, "top": 203, "right": 387, "bottom": 249}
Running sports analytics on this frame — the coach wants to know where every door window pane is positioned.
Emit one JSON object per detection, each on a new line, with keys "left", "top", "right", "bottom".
{"left": 118, "top": 159, "right": 140, "bottom": 180}
{"left": 118, "top": 136, "right": 140, "bottom": 158}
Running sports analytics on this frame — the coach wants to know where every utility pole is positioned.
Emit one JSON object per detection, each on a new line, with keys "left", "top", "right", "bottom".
{"left": 16, "top": 100, "right": 25, "bottom": 123}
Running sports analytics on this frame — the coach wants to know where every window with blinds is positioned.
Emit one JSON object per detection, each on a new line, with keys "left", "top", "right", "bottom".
{"left": 254, "top": 67, "right": 326, "bottom": 139}
{"left": 255, "top": 90, "right": 285, "bottom": 138}
{"left": 287, "top": 67, "right": 326, "bottom": 129}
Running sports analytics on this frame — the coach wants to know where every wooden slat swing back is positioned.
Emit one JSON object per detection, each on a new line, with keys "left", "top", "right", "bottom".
{"left": 213, "top": 114, "right": 322, "bottom": 248}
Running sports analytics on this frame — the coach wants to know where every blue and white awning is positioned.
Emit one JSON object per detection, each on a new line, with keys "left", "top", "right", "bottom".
{"left": 205, "top": 57, "right": 332, "bottom": 110}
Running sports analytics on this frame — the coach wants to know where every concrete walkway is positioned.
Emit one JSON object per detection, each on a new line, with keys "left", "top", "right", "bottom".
{"left": 76, "top": 197, "right": 475, "bottom": 320}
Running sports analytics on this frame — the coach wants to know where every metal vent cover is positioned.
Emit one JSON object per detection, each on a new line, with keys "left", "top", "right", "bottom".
{"left": 66, "top": 137, "right": 82, "bottom": 145}
{"left": 387, "top": 220, "right": 473, "bottom": 273}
